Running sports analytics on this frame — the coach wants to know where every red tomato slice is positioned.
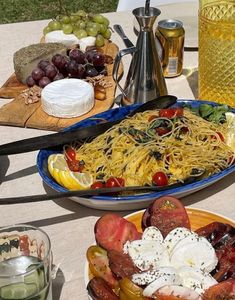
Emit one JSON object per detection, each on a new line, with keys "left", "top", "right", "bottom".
{"left": 105, "top": 177, "right": 125, "bottom": 188}
{"left": 203, "top": 279, "right": 235, "bottom": 299}
{"left": 148, "top": 196, "right": 190, "bottom": 237}
{"left": 152, "top": 171, "right": 168, "bottom": 186}
{"left": 159, "top": 108, "right": 183, "bottom": 119}
{"left": 95, "top": 214, "right": 141, "bottom": 252}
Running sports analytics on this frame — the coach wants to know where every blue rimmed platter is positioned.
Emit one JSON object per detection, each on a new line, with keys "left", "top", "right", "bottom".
{"left": 37, "top": 99, "right": 235, "bottom": 210}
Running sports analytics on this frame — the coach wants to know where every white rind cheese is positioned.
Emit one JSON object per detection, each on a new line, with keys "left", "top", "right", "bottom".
{"left": 45, "top": 31, "right": 96, "bottom": 50}
{"left": 45, "top": 31, "right": 79, "bottom": 47}
{"left": 41, "top": 79, "right": 95, "bottom": 118}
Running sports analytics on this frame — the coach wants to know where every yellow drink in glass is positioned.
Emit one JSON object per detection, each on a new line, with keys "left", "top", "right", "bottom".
{"left": 198, "top": 0, "right": 235, "bottom": 107}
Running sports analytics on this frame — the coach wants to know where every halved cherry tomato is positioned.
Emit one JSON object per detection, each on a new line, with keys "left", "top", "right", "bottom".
{"left": 119, "top": 278, "right": 150, "bottom": 300}
{"left": 95, "top": 214, "right": 141, "bottom": 252}
{"left": 159, "top": 108, "right": 183, "bottom": 118}
{"left": 66, "top": 159, "right": 85, "bottom": 172}
{"left": 148, "top": 196, "right": 191, "bottom": 237}
{"left": 203, "top": 279, "right": 235, "bottom": 299}
{"left": 86, "top": 245, "right": 118, "bottom": 288}
{"left": 155, "top": 127, "right": 171, "bottom": 136}
{"left": 91, "top": 181, "right": 105, "bottom": 189}
{"left": 152, "top": 171, "right": 168, "bottom": 186}
{"left": 64, "top": 146, "right": 76, "bottom": 161}
{"left": 106, "top": 177, "right": 125, "bottom": 188}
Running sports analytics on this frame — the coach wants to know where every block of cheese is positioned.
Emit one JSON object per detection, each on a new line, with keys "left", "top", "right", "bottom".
{"left": 41, "top": 78, "right": 95, "bottom": 118}
{"left": 13, "top": 43, "right": 67, "bottom": 84}
{"left": 45, "top": 30, "right": 79, "bottom": 48}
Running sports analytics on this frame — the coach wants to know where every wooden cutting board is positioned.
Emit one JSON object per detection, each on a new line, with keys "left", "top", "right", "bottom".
{"left": 0, "top": 42, "right": 123, "bottom": 131}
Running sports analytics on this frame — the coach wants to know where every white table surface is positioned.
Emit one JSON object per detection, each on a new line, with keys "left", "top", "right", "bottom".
{"left": 0, "top": 4, "right": 234, "bottom": 300}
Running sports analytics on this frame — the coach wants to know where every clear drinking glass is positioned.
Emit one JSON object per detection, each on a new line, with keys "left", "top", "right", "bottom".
{"left": 198, "top": 0, "right": 235, "bottom": 107}
{"left": 0, "top": 225, "right": 52, "bottom": 300}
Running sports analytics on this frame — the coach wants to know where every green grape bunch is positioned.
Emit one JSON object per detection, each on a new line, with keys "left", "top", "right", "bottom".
{"left": 43, "top": 9, "right": 112, "bottom": 48}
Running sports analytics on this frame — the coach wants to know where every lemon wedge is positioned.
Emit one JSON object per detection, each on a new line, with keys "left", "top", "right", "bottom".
{"left": 48, "top": 153, "right": 93, "bottom": 190}
{"left": 225, "top": 112, "right": 235, "bottom": 152}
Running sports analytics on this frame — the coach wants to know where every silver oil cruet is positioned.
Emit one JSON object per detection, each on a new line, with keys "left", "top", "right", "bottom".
{"left": 112, "top": 0, "right": 167, "bottom": 106}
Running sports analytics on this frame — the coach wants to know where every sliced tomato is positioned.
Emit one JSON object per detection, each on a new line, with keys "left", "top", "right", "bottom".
{"left": 108, "top": 250, "right": 140, "bottom": 279}
{"left": 148, "top": 196, "right": 190, "bottom": 237}
{"left": 152, "top": 171, "right": 168, "bottom": 186}
{"left": 159, "top": 108, "right": 183, "bottom": 119}
{"left": 86, "top": 245, "right": 118, "bottom": 288}
{"left": 119, "top": 278, "right": 149, "bottom": 300}
{"left": 87, "top": 277, "right": 119, "bottom": 300}
{"left": 203, "top": 279, "right": 235, "bottom": 299}
{"left": 91, "top": 181, "right": 105, "bottom": 189}
{"left": 95, "top": 214, "right": 141, "bottom": 252}
{"left": 105, "top": 177, "right": 125, "bottom": 188}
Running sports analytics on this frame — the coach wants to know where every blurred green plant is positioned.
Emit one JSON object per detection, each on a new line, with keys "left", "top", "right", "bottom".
{"left": 0, "top": 0, "right": 118, "bottom": 24}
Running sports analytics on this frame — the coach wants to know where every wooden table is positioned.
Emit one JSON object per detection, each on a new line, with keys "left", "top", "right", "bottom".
{"left": 0, "top": 4, "right": 234, "bottom": 299}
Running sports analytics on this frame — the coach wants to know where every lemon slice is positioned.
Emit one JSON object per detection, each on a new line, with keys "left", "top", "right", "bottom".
{"left": 225, "top": 112, "right": 235, "bottom": 152}
{"left": 48, "top": 153, "right": 92, "bottom": 190}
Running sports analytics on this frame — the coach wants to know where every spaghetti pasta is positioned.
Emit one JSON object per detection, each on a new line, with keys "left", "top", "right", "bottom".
{"left": 73, "top": 109, "right": 234, "bottom": 187}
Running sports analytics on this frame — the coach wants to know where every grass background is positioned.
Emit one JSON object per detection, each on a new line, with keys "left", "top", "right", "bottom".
{"left": 0, "top": 0, "right": 118, "bottom": 24}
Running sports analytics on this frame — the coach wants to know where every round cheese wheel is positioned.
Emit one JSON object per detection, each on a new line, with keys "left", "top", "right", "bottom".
{"left": 41, "top": 79, "right": 95, "bottom": 118}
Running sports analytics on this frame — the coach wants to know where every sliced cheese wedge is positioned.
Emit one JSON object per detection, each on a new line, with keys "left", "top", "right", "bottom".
{"left": 45, "top": 30, "right": 79, "bottom": 47}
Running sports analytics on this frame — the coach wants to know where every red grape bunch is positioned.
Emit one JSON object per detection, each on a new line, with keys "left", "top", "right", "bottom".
{"left": 26, "top": 48, "right": 107, "bottom": 88}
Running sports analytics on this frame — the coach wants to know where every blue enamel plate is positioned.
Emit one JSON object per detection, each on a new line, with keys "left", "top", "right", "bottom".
{"left": 37, "top": 100, "right": 235, "bottom": 210}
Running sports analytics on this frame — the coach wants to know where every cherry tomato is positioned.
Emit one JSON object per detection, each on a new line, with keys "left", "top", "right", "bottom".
{"left": 203, "top": 279, "right": 235, "bottom": 299}
{"left": 86, "top": 245, "right": 118, "bottom": 288}
{"left": 105, "top": 177, "right": 125, "bottom": 188}
{"left": 147, "top": 196, "right": 191, "bottom": 237}
{"left": 66, "top": 159, "right": 84, "bottom": 172}
{"left": 159, "top": 108, "right": 183, "bottom": 118}
{"left": 95, "top": 214, "right": 141, "bottom": 252}
{"left": 152, "top": 171, "right": 168, "bottom": 186}
{"left": 91, "top": 181, "right": 105, "bottom": 189}
{"left": 155, "top": 127, "right": 171, "bottom": 136}
{"left": 64, "top": 146, "right": 76, "bottom": 161}
{"left": 119, "top": 278, "right": 149, "bottom": 300}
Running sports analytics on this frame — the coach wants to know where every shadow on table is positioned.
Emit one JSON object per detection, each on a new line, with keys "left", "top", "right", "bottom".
{"left": 27, "top": 172, "right": 235, "bottom": 229}
{"left": 1, "top": 164, "right": 38, "bottom": 182}
{"left": 52, "top": 267, "right": 65, "bottom": 300}
{"left": 0, "top": 155, "right": 9, "bottom": 183}
{"left": 181, "top": 171, "right": 235, "bottom": 207}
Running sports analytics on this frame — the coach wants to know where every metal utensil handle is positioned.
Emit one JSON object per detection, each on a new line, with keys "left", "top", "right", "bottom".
{"left": 112, "top": 47, "right": 137, "bottom": 98}
{"left": 113, "top": 24, "right": 127, "bottom": 39}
